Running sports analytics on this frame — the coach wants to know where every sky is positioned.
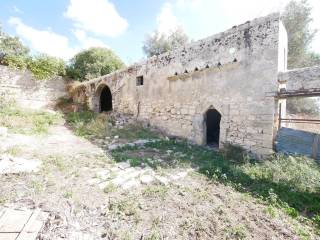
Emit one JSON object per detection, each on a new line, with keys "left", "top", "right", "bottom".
{"left": 0, "top": 0, "right": 319, "bottom": 64}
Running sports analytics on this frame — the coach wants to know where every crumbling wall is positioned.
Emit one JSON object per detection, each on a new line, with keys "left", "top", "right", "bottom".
{"left": 0, "top": 65, "right": 67, "bottom": 109}
{"left": 278, "top": 65, "right": 320, "bottom": 92}
{"left": 75, "top": 13, "right": 285, "bottom": 155}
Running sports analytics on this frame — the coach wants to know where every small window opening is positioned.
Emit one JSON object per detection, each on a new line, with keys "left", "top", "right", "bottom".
{"left": 205, "top": 64, "right": 210, "bottom": 69}
{"left": 217, "top": 62, "right": 222, "bottom": 67}
{"left": 136, "top": 76, "right": 144, "bottom": 86}
{"left": 233, "top": 58, "right": 237, "bottom": 62}
{"left": 194, "top": 67, "right": 199, "bottom": 71}
{"left": 184, "top": 69, "right": 188, "bottom": 74}
{"left": 174, "top": 72, "right": 178, "bottom": 76}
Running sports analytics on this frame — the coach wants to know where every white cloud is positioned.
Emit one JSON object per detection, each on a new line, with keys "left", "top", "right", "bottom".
{"left": 156, "top": 2, "right": 180, "bottom": 35}
{"left": 9, "top": 17, "right": 76, "bottom": 60}
{"left": 65, "top": 0, "right": 128, "bottom": 37}
{"left": 73, "top": 29, "right": 109, "bottom": 49}
{"left": 175, "top": 0, "right": 201, "bottom": 9}
{"left": 13, "top": 6, "right": 23, "bottom": 14}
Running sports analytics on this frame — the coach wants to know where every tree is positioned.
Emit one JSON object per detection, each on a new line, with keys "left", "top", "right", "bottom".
{"left": 0, "top": 23, "right": 29, "bottom": 58}
{"left": 67, "top": 47, "right": 125, "bottom": 81}
{"left": 281, "top": 0, "right": 320, "bottom": 68}
{"left": 282, "top": 0, "right": 320, "bottom": 116}
{"left": 143, "top": 27, "right": 189, "bottom": 57}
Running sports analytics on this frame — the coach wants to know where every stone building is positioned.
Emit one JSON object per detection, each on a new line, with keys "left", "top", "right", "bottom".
{"left": 71, "top": 13, "right": 319, "bottom": 156}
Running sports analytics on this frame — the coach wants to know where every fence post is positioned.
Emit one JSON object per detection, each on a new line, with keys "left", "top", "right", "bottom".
{"left": 312, "top": 135, "right": 319, "bottom": 160}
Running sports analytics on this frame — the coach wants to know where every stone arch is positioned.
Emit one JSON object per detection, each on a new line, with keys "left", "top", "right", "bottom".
{"left": 94, "top": 84, "right": 112, "bottom": 112}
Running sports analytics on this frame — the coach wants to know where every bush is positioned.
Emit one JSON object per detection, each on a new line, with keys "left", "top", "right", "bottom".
{"left": 27, "top": 54, "right": 66, "bottom": 80}
{"left": 1, "top": 54, "right": 28, "bottom": 70}
{"left": 242, "top": 154, "right": 320, "bottom": 193}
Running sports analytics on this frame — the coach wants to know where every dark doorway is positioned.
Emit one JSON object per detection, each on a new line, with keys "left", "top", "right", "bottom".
{"left": 206, "top": 109, "right": 221, "bottom": 146}
{"left": 100, "top": 86, "right": 112, "bottom": 112}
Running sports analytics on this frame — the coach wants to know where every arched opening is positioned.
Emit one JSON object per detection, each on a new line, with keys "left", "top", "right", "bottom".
{"left": 100, "top": 86, "right": 112, "bottom": 112}
{"left": 206, "top": 109, "right": 221, "bottom": 146}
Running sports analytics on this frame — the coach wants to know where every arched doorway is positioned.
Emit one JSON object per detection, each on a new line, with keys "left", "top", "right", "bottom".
{"left": 206, "top": 109, "right": 221, "bottom": 146}
{"left": 100, "top": 86, "right": 112, "bottom": 112}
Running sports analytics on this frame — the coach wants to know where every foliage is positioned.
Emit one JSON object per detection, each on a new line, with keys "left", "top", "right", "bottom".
{"left": 143, "top": 27, "right": 189, "bottom": 57}
{"left": 286, "top": 97, "right": 320, "bottom": 116}
{"left": 282, "top": 0, "right": 320, "bottom": 68}
{"left": 2, "top": 54, "right": 29, "bottom": 70}
{"left": 0, "top": 33, "right": 29, "bottom": 57}
{"left": 27, "top": 54, "right": 66, "bottom": 80}
{"left": 0, "top": 22, "right": 66, "bottom": 80}
{"left": 65, "top": 111, "right": 105, "bottom": 138}
{"left": 66, "top": 47, "right": 124, "bottom": 81}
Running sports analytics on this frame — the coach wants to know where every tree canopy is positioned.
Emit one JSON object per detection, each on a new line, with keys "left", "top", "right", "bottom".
{"left": 67, "top": 47, "right": 125, "bottom": 81}
{"left": 282, "top": 0, "right": 320, "bottom": 68}
{"left": 143, "top": 27, "right": 189, "bottom": 57}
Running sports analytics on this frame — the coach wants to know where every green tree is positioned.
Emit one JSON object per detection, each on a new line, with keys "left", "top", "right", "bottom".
{"left": 67, "top": 47, "right": 124, "bottom": 81}
{"left": 281, "top": 0, "right": 320, "bottom": 68}
{"left": 0, "top": 23, "right": 29, "bottom": 57}
{"left": 143, "top": 27, "right": 189, "bottom": 57}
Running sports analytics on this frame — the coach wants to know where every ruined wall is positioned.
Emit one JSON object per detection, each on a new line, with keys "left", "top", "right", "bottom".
{"left": 74, "top": 13, "right": 286, "bottom": 155}
{"left": 278, "top": 65, "right": 320, "bottom": 92}
{"left": 0, "top": 65, "right": 67, "bottom": 109}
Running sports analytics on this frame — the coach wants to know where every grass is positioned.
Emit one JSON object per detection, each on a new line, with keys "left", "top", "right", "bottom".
{"left": 0, "top": 101, "right": 62, "bottom": 135}
{"left": 4, "top": 145, "right": 23, "bottom": 156}
{"left": 112, "top": 139, "right": 320, "bottom": 227}
{"left": 142, "top": 185, "right": 169, "bottom": 199}
{"left": 65, "top": 110, "right": 160, "bottom": 140}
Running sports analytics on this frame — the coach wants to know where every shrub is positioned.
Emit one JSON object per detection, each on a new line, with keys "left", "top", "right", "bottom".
{"left": 2, "top": 54, "right": 28, "bottom": 70}
{"left": 27, "top": 54, "right": 66, "bottom": 79}
{"left": 242, "top": 154, "right": 320, "bottom": 193}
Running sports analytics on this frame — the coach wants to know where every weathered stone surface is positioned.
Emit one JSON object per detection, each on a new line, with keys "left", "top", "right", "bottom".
{"left": 140, "top": 175, "right": 154, "bottom": 184}
{"left": 0, "top": 66, "right": 67, "bottom": 110}
{"left": 72, "top": 13, "right": 288, "bottom": 156}
{"left": 0, "top": 154, "right": 41, "bottom": 174}
{"left": 278, "top": 65, "right": 320, "bottom": 92}
{"left": 0, "top": 127, "right": 8, "bottom": 137}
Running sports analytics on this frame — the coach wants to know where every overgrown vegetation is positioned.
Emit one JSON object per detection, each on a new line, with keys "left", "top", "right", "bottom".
{"left": 0, "top": 96, "right": 62, "bottom": 134}
{"left": 65, "top": 110, "right": 160, "bottom": 140}
{"left": 112, "top": 139, "right": 320, "bottom": 227}
{"left": 0, "top": 24, "right": 66, "bottom": 80}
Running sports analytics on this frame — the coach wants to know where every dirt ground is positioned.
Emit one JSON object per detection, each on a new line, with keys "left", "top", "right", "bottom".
{"left": 0, "top": 116, "right": 319, "bottom": 239}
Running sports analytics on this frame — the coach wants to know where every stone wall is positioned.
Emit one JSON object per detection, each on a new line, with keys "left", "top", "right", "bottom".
{"left": 278, "top": 65, "right": 320, "bottom": 92}
{"left": 0, "top": 65, "right": 67, "bottom": 109}
{"left": 73, "top": 13, "right": 287, "bottom": 155}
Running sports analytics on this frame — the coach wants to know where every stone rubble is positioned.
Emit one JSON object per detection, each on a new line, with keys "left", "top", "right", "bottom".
{"left": 0, "top": 154, "right": 42, "bottom": 174}
{"left": 89, "top": 161, "right": 192, "bottom": 191}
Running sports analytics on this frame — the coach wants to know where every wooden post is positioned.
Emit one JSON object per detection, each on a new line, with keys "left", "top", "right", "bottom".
{"left": 312, "top": 135, "right": 319, "bottom": 160}
{"left": 278, "top": 103, "right": 282, "bottom": 130}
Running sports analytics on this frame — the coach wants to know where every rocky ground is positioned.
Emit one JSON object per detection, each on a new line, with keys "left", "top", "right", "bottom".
{"left": 0, "top": 110, "right": 319, "bottom": 239}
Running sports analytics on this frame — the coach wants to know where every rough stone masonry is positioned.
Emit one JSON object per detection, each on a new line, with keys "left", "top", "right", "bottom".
{"left": 69, "top": 13, "right": 320, "bottom": 156}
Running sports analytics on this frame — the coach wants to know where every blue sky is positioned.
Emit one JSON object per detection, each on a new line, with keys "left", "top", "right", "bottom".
{"left": 0, "top": 0, "right": 319, "bottom": 64}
